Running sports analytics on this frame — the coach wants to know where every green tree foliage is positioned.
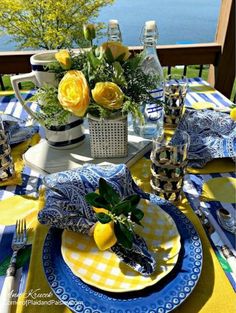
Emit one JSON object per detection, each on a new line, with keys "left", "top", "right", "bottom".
{"left": 0, "top": 0, "right": 114, "bottom": 49}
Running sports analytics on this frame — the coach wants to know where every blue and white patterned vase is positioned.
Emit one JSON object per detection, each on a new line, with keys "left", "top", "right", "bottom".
{"left": 45, "top": 114, "right": 85, "bottom": 149}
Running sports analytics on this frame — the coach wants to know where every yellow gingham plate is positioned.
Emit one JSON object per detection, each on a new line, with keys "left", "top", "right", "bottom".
{"left": 61, "top": 199, "right": 181, "bottom": 292}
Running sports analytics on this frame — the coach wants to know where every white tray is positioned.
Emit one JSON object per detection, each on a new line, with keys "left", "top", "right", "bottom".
{"left": 23, "top": 130, "right": 152, "bottom": 174}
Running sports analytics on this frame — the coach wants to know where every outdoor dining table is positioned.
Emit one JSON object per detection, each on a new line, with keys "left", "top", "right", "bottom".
{"left": 0, "top": 78, "right": 235, "bottom": 313}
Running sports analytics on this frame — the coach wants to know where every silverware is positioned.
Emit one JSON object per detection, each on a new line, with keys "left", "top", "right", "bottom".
{"left": 0, "top": 219, "right": 27, "bottom": 313}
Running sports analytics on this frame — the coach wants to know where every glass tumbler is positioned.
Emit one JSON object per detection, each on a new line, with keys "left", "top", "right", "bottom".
{"left": 0, "top": 117, "right": 15, "bottom": 181}
{"left": 150, "top": 131, "right": 189, "bottom": 202}
{"left": 163, "top": 75, "right": 188, "bottom": 129}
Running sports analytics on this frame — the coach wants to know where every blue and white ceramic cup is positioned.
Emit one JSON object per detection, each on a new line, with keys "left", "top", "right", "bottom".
{"left": 10, "top": 51, "right": 57, "bottom": 120}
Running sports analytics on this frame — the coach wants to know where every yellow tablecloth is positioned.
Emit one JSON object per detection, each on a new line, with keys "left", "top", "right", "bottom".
{"left": 0, "top": 156, "right": 235, "bottom": 313}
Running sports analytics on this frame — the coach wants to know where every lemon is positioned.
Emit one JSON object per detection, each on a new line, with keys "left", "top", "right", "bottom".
{"left": 93, "top": 206, "right": 109, "bottom": 214}
{"left": 93, "top": 221, "right": 117, "bottom": 251}
{"left": 230, "top": 107, "right": 236, "bottom": 121}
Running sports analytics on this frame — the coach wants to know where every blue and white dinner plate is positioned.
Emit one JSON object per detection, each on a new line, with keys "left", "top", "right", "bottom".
{"left": 42, "top": 193, "right": 203, "bottom": 313}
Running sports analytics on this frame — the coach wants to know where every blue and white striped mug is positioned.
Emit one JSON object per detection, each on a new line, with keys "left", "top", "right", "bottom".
{"left": 10, "top": 51, "right": 85, "bottom": 149}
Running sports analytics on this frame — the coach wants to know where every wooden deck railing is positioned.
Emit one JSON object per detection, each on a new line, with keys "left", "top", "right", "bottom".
{"left": 0, "top": 42, "right": 221, "bottom": 72}
{"left": 0, "top": 0, "right": 235, "bottom": 99}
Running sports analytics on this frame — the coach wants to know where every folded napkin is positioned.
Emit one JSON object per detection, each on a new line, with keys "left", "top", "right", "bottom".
{"left": 172, "top": 109, "right": 236, "bottom": 168}
{"left": 38, "top": 164, "right": 156, "bottom": 276}
{"left": 1, "top": 114, "right": 39, "bottom": 145}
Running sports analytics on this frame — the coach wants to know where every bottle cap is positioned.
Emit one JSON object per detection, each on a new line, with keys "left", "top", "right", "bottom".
{"left": 141, "top": 20, "right": 159, "bottom": 43}
{"left": 108, "top": 19, "right": 119, "bottom": 26}
{"left": 145, "top": 20, "right": 156, "bottom": 31}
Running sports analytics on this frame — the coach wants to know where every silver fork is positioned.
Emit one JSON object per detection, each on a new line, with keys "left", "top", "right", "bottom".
{"left": 0, "top": 219, "right": 27, "bottom": 313}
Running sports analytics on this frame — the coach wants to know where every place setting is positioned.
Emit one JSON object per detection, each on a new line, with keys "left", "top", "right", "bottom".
{"left": 37, "top": 163, "right": 203, "bottom": 313}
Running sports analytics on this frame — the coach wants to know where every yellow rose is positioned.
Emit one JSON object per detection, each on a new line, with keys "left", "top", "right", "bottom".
{"left": 55, "top": 50, "right": 72, "bottom": 70}
{"left": 100, "top": 41, "right": 131, "bottom": 62}
{"left": 58, "top": 70, "right": 90, "bottom": 117}
{"left": 92, "top": 82, "right": 124, "bottom": 110}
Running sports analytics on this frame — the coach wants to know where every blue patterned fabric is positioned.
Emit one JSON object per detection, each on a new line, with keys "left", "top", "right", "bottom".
{"left": 173, "top": 109, "right": 236, "bottom": 168}
{"left": 38, "top": 163, "right": 157, "bottom": 276}
{"left": 1, "top": 114, "right": 39, "bottom": 145}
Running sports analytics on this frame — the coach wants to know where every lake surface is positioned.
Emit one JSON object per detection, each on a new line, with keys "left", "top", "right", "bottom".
{"left": 0, "top": 0, "right": 221, "bottom": 50}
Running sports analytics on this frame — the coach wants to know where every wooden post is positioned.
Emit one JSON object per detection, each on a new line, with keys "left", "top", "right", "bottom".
{"left": 0, "top": 75, "right": 5, "bottom": 90}
{"left": 208, "top": 0, "right": 235, "bottom": 98}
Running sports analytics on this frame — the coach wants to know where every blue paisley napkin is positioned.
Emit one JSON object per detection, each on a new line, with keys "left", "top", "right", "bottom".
{"left": 38, "top": 164, "right": 156, "bottom": 276}
{"left": 172, "top": 109, "right": 236, "bottom": 168}
{"left": 1, "top": 114, "right": 39, "bottom": 145}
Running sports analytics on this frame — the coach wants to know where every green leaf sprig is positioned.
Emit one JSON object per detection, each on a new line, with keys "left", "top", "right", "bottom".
{"left": 85, "top": 178, "right": 143, "bottom": 249}
{"left": 29, "top": 85, "right": 70, "bottom": 127}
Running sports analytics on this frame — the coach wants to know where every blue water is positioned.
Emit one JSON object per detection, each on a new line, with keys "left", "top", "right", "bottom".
{"left": 0, "top": 0, "right": 221, "bottom": 50}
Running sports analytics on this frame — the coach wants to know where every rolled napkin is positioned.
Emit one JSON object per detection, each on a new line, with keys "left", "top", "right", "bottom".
{"left": 172, "top": 109, "right": 236, "bottom": 168}
{"left": 1, "top": 114, "right": 39, "bottom": 145}
{"left": 38, "top": 163, "right": 156, "bottom": 276}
